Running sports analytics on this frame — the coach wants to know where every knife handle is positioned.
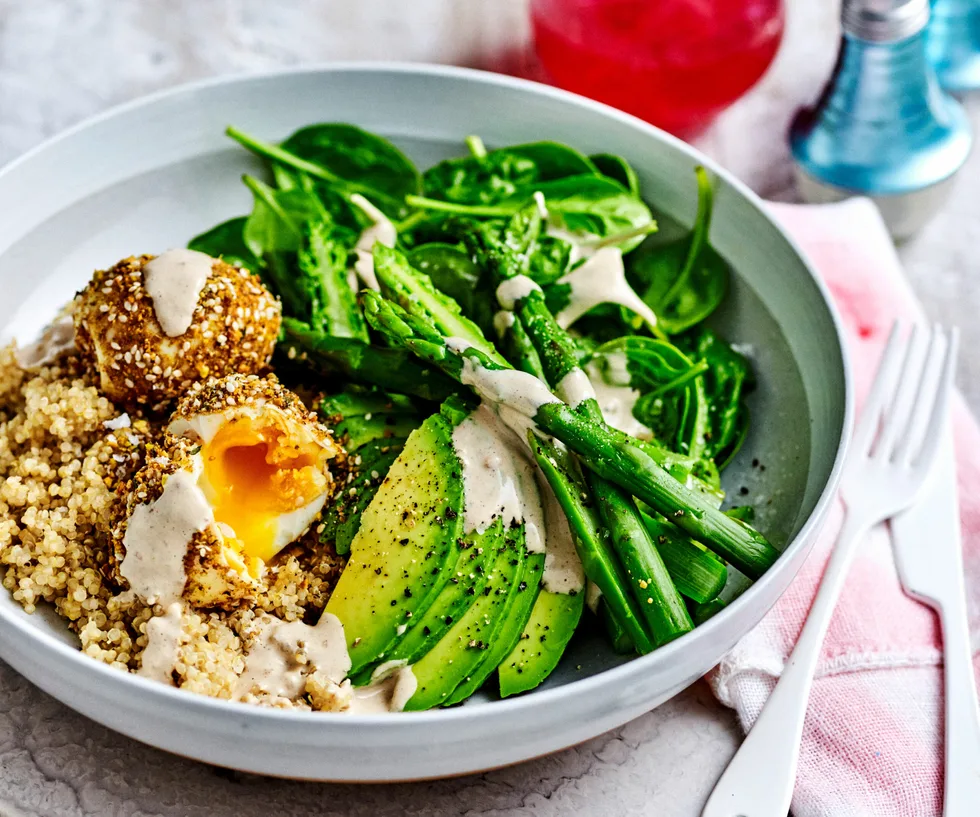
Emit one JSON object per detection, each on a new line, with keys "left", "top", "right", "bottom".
{"left": 935, "top": 581, "right": 980, "bottom": 817}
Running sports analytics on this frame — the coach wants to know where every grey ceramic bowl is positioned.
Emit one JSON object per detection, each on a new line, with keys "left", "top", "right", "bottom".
{"left": 0, "top": 64, "right": 851, "bottom": 781}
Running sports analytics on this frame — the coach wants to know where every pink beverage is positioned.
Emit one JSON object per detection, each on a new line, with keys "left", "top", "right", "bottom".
{"left": 531, "top": 0, "right": 785, "bottom": 137}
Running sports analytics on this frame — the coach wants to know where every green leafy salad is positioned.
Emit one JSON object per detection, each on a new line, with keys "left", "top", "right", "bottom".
{"left": 188, "top": 122, "right": 777, "bottom": 708}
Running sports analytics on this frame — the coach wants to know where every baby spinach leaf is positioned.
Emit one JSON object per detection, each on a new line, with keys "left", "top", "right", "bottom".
{"left": 280, "top": 123, "right": 422, "bottom": 201}
{"left": 524, "top": 176, "right": 653, "bottom": 248}
{"left": 187, "top": 216, "right": 261, "bottom": 273}
{"left": 226, "top": 124, "right": 418, "bottom": 220}
{"left": 593, "top": 336, "right": 709, "bottom": 459}
{"left": 630, "top": 167, "right": 728, "bottom": 334}
{"left": 506, "top": 141, "right": 599, "bottom": 180}
{"left": 242, "top": 175, "right": 326, "bottom": 257}
{"left": 409, "top": 175, "right": 652, "bottom": 253}
{"left": 407, "top": 243, "right": 486, "bottom": 324}
{"left": 397, "top": 214, "right": 484, "bottom": 250}
{"left": 422, "top": 140, "right": 598, "bottom": 206}
{"left": 528, "top": 235, "right": 572, "bottom": 286}
{"left": 299, "top": 220, "right": 369, "bottom": 342}
{"left": 678, "top": 327, "right": 752, "bottom": 465}
{"left": 423, "top": 150, "right": 539, "bottom": 206}
{"left": 590, "top": 153, "right": 641, "bottom": 197}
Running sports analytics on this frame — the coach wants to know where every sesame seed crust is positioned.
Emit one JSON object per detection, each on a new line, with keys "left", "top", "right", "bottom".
{"left": 170, "top": 373, "right": 340, "bottom": 458}
{"left": 73, "top": 254, "right": 282, "bottom": 411}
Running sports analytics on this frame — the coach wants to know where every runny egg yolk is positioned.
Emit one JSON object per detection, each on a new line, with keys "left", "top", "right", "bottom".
{"left": 202, "top": 415, "right": 329, "bottom": 564}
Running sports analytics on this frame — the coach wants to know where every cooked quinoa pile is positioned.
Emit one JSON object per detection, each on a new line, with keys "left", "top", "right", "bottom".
{"left": 0, "top": 342, "right": 345, "bottom": 705}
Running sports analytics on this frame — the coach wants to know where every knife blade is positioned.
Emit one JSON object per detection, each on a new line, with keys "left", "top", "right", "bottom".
{"left": 891, "top": 413, "right": 980, "bottom": 817}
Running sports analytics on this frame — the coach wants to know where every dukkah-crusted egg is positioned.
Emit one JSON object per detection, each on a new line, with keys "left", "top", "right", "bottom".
{"left": 110, "top": 374, "right": 340, "bottom": 610}
{"left": 73, "top": 250, "right": 281, "bottom": 411}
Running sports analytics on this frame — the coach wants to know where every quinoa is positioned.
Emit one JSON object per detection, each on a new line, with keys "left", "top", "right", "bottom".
{"left": 0, "top": 342, "right": 347, "bottom": 706}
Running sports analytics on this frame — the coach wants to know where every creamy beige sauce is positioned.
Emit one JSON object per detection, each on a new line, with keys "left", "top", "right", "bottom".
{"left": 121, "top": 468, "right": 212, "bottom": 605}
{"left": 451, "top": 404, "right": 545, "bottom": 553}
{"left": 585, "top": 580, "right": 602, "bottom": 614}
{"left": 536, "top": 464, "right": 585, "bottom": 593}
{"left": 14, "top": 313, "right": 76, "bottom": 369}
{"left": 143, "top": 249, "right": 213, "bottom": 337}
{"left": 555, "top": 367, "right": 597, "bottom": 408}
{"left": 554, "top": 247, "right": 658, "bottom": 332}
{"left": 446, "top": 337, "right": 560, "bottom": 419}
{"left": 493, "top": 309, "right": 515, "bottom": 339}
{"left": 584, "top": 355, "right": 651, "bottom": 440}
{"left": 495, "top": 275, "right": 541, "bottom": 310}
{"left": 351, "top": 193, "right": 397, "bottom": 291}
{"left": 235, "top": 611, "right": 350, "bottom": 701}
{"left": 138, "top": 601, "right": 184, "bottom": 685}
{"left": 349, "top": 662, "right": 418, "bottom": 714}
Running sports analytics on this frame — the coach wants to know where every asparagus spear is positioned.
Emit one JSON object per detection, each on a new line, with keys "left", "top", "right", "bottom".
{"left": 359, "top": 291, "right": 780, "bottom": 580}
{"left": 530, "top": 435, "right": 655, "bottom": 654}
{"left": 495, "top": 302, "right": 655, "bottom": 653}
{"left": 471, "top": 209, "right": 693, "bottom": 645}
{"left": 298, "top": 219, "right": 369, "bottom": 341}
{"left": 279, "top": 317, "right": 458, "bottom": 403}
{"left": 641, "top": 512, "right": 728, "bottom": 603}
{"left": 372, "top": 243, "right": 506, "bottom": 366}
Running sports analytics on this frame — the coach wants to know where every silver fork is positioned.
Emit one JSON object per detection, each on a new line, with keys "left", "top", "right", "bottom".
{"left": 702, "top": 323, "right": 959, "bottom": 817}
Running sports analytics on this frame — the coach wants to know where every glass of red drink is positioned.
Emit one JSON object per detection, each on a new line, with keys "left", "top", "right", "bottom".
{"left": 530, "top": 0, "right": 785, "bottom": 138}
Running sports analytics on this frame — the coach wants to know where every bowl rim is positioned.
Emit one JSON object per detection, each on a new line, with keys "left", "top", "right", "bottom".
{"left": 0, "top": 61, "right": 854, "bottom": 729}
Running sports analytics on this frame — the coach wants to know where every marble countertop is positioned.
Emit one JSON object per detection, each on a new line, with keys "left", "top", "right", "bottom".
{"left": 0, "top": 1, "right": 977, "bottom": 815}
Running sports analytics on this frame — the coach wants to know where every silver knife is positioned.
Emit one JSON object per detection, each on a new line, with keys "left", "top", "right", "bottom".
{"left": 891, "top": 414, "right": 980, "bottom": 817}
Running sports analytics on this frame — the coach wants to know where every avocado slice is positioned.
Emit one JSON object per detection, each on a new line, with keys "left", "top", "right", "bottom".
{"left": 442, "top": 551, "right": 545, "bottom": 705}
{"left": 352, "top": 520, "right": 503, "bottom": 684}
{"left": 498, "top": 589, "right": 585, "bottom": 698}
{"left": 325, "top": 412, "right": 464, "bottom": 675}
{"left": 404, "top": 524, "right": 528, "bottom": 711}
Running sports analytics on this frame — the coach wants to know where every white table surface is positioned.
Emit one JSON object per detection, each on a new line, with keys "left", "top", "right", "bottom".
{"left": 0, "top": 1, "right": 977, "bottom": 815}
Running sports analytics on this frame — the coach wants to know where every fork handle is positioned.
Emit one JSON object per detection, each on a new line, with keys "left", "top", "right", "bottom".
{"left": 702, "top": 509, "right": 873, "bottom": 817}
{"left": 935, "top": 586, "right": 980, "bottom": 817}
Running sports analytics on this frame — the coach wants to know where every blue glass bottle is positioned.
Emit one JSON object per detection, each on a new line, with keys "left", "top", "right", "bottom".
{"left": 928, "top": 0, "right": 980, "bottom": 90}
{"left": 790, "top": 0, "right": 972, "bottom": 239}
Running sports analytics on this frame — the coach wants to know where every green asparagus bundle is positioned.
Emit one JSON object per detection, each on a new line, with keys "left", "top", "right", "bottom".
{"left": 360, "top": 255, "right": 779, "bottom": 581}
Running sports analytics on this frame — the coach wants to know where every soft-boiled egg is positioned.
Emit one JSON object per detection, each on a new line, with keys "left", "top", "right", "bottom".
{"left": 169, "top": 374, "right": 339, "bottom": 568}
{"left": 111, "top": 375, "right": 340, "bottom": 609}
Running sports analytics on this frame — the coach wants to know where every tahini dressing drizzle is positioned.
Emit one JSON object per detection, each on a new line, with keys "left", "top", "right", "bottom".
{"left": 553, "top": 247, "right": 658, "bottom": 332}
{"left": 235, "top": 611, "right": 351, "bottom": 701}
{"left": 120, "top": 467, "right": 211, "bottom": 606}
{"left": 143, "top": 249, "right": 213, "bottom": 337}
{"left": 138, "top": 601, "right": 184, "bottom": 685}
{"left": 350, "top": 660, "right": 419, "bottom": 714}
{"left": 535, "top": 465, "right": 585, "bottom": 594}
{"left": 495, "top": 275, "right": 541, "bottom": 311}
{"left": 235, "top": 614, "right": 417, "bottom": 712}
{"left": 445, "top": 337, "right": 560, "bottom": 419}
{"left": 451, "top": 404, "right": 545, "bottom": 553}
{"left": 448, "top": 366, "right": 585, "bottom": 591}
{"left": 350, "top": 194, "right": 397, "bottom": 291}
{"left": 584, "top": 353, "right": 651, "bottom": 440}
{"left": 556, "top": 358, "right": 651, "bottom": 440}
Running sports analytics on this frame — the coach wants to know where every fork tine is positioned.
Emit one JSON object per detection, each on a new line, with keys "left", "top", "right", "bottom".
{"left": 874, "top": 324, "right": 930, "bottom": 460}
{"left": 908, "top": 327, "right": 959, "bottom": 469}
{"left": 850, "top": 322, "right": 907, "bottom": 457}
{"left": 892, "top": 325, "right": 946, "bottom": 464}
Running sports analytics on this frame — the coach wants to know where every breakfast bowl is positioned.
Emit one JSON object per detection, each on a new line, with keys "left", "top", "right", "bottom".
{"left": 0, "top": 63, "right": 850, "bottom": 781}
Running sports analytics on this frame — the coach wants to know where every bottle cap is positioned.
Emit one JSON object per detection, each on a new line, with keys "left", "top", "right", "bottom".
{"left": 842, "top": 0, "right": 929, "bottom": 42}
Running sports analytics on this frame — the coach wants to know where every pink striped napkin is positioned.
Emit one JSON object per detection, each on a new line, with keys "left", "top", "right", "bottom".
{"left": 707, "top": 198, "right": 980, "bottom": 817}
